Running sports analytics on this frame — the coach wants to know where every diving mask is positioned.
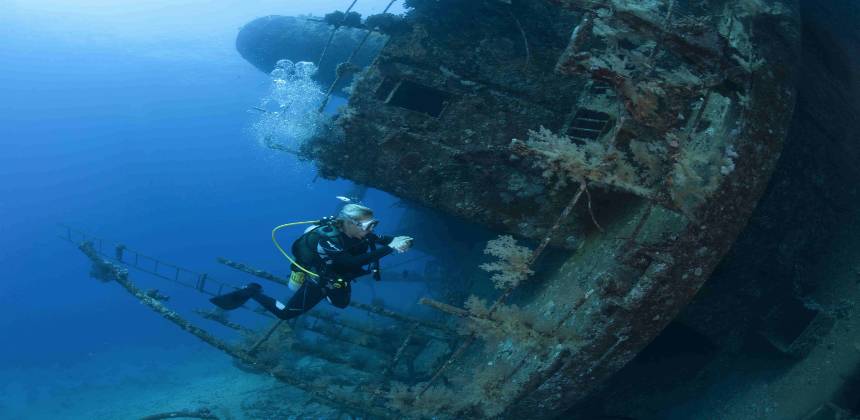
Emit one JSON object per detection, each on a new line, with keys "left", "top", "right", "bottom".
{"left": 353, "top": 218, "right": 379, "bottom": 232}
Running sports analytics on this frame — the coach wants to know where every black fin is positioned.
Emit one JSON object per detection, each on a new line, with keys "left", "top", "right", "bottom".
{"left": 210, "top": 284, "right": 261, "bottom": 310}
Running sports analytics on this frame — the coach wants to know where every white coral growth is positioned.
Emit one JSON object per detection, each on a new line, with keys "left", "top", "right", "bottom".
{"left": 479, "top": 235, "right": 534, "bottom": 290}
{"left": 518, "top": 126, "right": 652, "bottom": 197}
{"left": 720, "top": 145, "right": 738, "bottom": 175}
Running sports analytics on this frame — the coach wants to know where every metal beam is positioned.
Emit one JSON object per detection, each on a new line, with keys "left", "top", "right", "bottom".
{"left": 76, "top": 241, "right": 391, "bottom": 419}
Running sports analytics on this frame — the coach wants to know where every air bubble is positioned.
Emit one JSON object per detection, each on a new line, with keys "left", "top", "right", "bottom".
{"left": 251, "top": 60, "right": 326, "bottom": 150}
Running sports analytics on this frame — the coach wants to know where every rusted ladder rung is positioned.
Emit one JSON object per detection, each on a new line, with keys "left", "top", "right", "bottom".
{"left": 573, "top": 118, "right": 607, "bottom": 124}
{"left": 197, "top": 273, "right": 208, "bottom": 292}
{"left": 349, "top": 301, "right": 454, "bottom": 336}
{"left": 75, "top": 241, "right": 388, "bottom": 418}
{"left": 569, "top": 126, "right": 603, "bottom": 133}
{"left": 218, "top": 256, "right": 456, "bottom": 337}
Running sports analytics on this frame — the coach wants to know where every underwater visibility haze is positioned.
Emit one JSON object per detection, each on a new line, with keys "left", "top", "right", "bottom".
{"left": 1, "top": 0, "right": 859, "bottom": 419}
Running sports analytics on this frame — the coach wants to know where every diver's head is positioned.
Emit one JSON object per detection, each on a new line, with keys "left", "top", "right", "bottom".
{"left": 337, "top": 203, "right": 378, "bottom": 239}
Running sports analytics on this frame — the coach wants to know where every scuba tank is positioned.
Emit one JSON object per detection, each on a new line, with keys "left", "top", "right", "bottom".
{"left": 273, "top": 216, "right": 383, "bottom": 291}
{"left": 288, "top": 270, "right": 306, "bottom": 291}
{"left": 272, "top": 218, "right": 335, "bottom": 291}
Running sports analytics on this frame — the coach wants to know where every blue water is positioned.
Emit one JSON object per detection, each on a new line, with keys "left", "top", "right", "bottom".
{"left": 0, "top": 1, "right": 411, "bottom": 417}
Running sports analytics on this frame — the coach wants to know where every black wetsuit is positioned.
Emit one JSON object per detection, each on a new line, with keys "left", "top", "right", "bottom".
{"left": 250, "top": 225, "right": 394, "bottom": 319}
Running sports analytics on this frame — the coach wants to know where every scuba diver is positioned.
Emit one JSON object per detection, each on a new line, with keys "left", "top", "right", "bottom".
{"left": 210, "top": 203, "right": 413, "bottom": 319}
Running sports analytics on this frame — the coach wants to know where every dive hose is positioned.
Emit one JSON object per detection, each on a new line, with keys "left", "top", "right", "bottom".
{"left": 271, "top": 220, "right": 320, "bottom": 278}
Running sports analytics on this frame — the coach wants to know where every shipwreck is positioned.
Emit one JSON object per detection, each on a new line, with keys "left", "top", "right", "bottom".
{"left": 258, "top": 0, "right": 799, "bottom": 417}
{"left": 66, "top": 0, "right": 860, "bottom": 418}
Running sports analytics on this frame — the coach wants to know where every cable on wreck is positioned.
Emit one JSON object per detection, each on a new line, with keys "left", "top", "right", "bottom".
{"left": 415, "top": 180, "right": 589, "bottom": 399}
{"left": 414, "top": 82, "right": 627, "bottom": 398}
{"left": 506, "top": 7, "right": 531, "bottom": 70}
{"left": 318, "top": 0, "right": 398, "bottom": 113}
{"left": 317, "top": 0, "right": 360, "bottom": 68}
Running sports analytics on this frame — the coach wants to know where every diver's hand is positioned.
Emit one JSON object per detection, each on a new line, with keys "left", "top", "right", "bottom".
{"left": 389, "top": 236, "right": 413, "bottom": 253}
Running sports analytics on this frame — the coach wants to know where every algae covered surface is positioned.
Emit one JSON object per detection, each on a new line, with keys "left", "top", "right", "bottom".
{"left": 5, "top": 0, "right": 859, "bottom": 419}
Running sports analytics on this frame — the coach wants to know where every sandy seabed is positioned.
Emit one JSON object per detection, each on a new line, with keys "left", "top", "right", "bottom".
{"left": 0, "top": 344, "right": 331, "bottom": 420}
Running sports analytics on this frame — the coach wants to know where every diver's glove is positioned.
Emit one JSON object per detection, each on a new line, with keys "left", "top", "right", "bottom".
{"left": 389, "top": 236, "right": 414, "bottom": 253}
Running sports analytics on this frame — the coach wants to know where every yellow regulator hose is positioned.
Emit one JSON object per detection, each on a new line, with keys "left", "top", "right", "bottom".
{"left": 272, "top": 220, "right": 320, "bottom": 278}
